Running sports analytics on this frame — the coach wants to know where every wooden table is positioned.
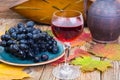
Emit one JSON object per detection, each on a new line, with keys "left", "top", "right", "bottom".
{"left": 0, "top": 0, "right": 120, "bottom": 80}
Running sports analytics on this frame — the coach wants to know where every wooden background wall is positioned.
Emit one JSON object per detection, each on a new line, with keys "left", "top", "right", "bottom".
{"left": 0, "top": 0, "right": 120, "bottom": 19}
{"left": 0, "top": 0, "right": 28, "bottom": 19}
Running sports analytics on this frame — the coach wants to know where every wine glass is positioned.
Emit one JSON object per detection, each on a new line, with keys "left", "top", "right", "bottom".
{"left": 51, "top": 10, "right": 84, "bottom": 79}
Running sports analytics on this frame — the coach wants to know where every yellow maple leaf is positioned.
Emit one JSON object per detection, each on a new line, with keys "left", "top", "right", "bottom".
{"left": 0, "top": 63, "right": 29, "bottom": 80}
{"left": 71, "top": 56, "right": 112, "bottom": 72}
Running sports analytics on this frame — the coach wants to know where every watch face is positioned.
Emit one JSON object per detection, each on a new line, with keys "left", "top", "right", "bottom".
{"left": 11, "top": 0, "right": 92, "bottom": 24}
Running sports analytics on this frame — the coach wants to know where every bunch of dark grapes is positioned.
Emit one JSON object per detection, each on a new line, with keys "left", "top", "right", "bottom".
{"left": 0, "top": 21, "right": 58, "bottom": 62}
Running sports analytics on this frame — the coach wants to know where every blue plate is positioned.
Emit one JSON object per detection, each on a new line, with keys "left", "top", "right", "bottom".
{"left": 0, "top": 41, "right": 64, "bottom": 66}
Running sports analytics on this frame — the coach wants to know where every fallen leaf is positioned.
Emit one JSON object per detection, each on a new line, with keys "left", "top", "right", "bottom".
{"left": 89, "top": 44, "right": 120, "bottom": 60}
{"left": 0, "top": 63, "right": 29, "bottom": 80}
{"left": 68, "top": 48, "right": 90, "bottom": 60}
{"left": 71, "top": 40, "right": 86, "bottom": 48}
{"left": 51, "top": 48, "right": 90, "bottom": 66}
{"left": 77, "top": 31, "right": 92, "bottom": 42}
{"left": 71, "top": 56, "right": 112, "bottom": 72}
{"left": 46, "top": 30, "right": 54, "bottom": 37}
{"left": 71, "top": 31, "right": 92, "bottom": 47}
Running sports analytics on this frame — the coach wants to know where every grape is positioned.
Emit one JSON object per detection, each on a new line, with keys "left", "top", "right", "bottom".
{"left": 26, "top": 21, "right": 35, "bottom": 28}
{"left": 11, "top": 44, "right": 19, "bottom": 53}
{"left": 0, "top": 21, "right": 58, "bottom": 62}
{"left": 47, "top": 46, "right": 53, "bottom": 51}
{"left": 34, "top": 56, "right": 40, "bottom": 62}
{"left": 48, "top": 40, "right": 53, "bottom": 45}
{"left": 14, "top": 27, "right": 19, "bottom": 33}
{"left": 7, "top": 40, "right": 14, "bottom": 46}
{"left": 45, "top": 35, "right": 52, "bottom": 41}
{"left": 52, "top": 46, "right": 58, "bottom": 54}
{"left": 18, "top": 27, "right": 24, "bottom": 34}
{"left": 22, "top": 28, "right": 27, "bottom": 33}
{"left": 1, "top": 41, "right": 7, "bottom": 47}
{"left": 19, "top": 40, "right": 28, "bottom": 44}
{"left": 32, "top": 29, "right": 41, "bottom": 34}
{"left": 11, "top": 32, "right": 17, "bottom": 39}
{"left": 41, "top": 54, "right": 49, "bottom": 61}
{"left": 28, "top": 39, "right": 34, "bottom": 45}
{"left": 4, "top": 34, "right": 11, "bottom": 41}
{"left": 34, "top": 48, "right": 40, "bottom": 55}
{"left": 17, "top": 34, "right": 23, "bottom": 40}
{"left": 27, "top": 33, "right": 33, "bottom": 39}
{"left": 1, "top": 35, "right": 6, "bottom": 40}
{"left": 26, "top": 27, "right": 33, "bottom": 32}
{"left": 8, "top": 27, "right": 16, "bottom": 34}
{"left": 17, "top": 22, "right": 25, "bottom": 28}
{"left": 33, "top": 34, "right": 40, "bottom": 40}
{"left": 27, "top": 51, "right": 35, "bottom": 58}
{"left": 19, "top": 44, "right": 28, "bottom": 50}
{"left": 20, "top": 34, "right": 26, "bottom": 39}
{"left": 17, "top": 50, "right": 26, "bottom": 59}
{"left": 5, "top": 31, "right": 9, "bottom": 35}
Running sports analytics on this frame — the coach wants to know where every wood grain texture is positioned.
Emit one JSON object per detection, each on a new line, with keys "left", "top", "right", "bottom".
{"left": 0, "top": 19, "right": 120, "bottom": 80}
{"left": 0, "top": 18, "right": 120, "bottom": 80}
{"left": 102, "top": 61, "right": 120, "bottom": 80}
{"left": 0, "top": 0, "right": 119, "bottom": 19}
{"left": 0, "top": 0, "right": 27, "bottom": 18}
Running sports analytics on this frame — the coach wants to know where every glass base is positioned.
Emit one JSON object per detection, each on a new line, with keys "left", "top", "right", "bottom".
{"left": 52, "top": 64, "right": 80, "bottom": 79}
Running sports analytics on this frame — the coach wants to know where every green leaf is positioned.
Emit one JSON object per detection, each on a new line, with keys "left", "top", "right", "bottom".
{"left": 46, "top": 30, "right": 54, "bottom": 37}
{"left": 71, "top": 56, "right": 112, "bottom": 72}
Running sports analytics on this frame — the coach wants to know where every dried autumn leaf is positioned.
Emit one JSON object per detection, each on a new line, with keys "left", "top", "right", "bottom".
{"left": 51, "top": 48, "right": 90, "bottom": 66}
{"left": 89, "top": 44, "right": 120, "bottom": 60}
{"left": 77, "top": 31, "right": 92, "bottom": 42}
{"left": 71, "top": 56, "right": 112, "bottom": 72}
{"left": 71, "top": 40, "right": 86, "bottom": 48}
{"left": 68, "top": 48, "right": 90, "bottom": 60}
{"left": 71, "top": 31, "right": 91, "bottom": 47}
{"left": 0, "top": 63, "right": 29, "bottom": 80}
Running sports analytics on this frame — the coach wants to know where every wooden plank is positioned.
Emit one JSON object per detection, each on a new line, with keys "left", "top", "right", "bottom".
{"left": 23, "top": 66, "right": 45, "bottom": 80}
{"left": 101, "top": 61, "right": 120, "bottom": 80}
{"left": 0, "top": 0, "right": 28, "bottom": 7}
{"left": 0, "top": 19, "right": 26, "bottom": 29}
{"left": 0, "top": 0, "right": 27, "bottom": 19}
{"left": 39, "top": 65, "right": 55, "bottom": 80}
{"left": 101, "top": 33, "right": 120, "bottom": 80}
{"left": 0, "top": 9, "right": 24, "bottom": 19}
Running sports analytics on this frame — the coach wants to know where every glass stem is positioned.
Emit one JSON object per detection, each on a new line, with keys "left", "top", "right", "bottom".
{"left": 64, "top": 43, "right": 71, "bottom": 66}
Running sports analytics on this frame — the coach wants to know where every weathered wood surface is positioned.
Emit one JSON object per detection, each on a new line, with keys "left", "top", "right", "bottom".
{"left": 0, "top": 0, "right": 120, "bottom": 80}
{"left": 0, "top": 19, "right": 120, "bottom": 80}
{"left": 0, "top": 18, "right": 101, "bottom": 80}
{"left": 0, "top": 0, "right": 27, "bottom": 19}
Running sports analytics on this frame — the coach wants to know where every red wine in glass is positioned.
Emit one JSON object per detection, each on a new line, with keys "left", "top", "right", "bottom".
{"left": 51, "top": 10, "right": 83, "bottom": 79}
{"left": 52, "top": 18, "right": 83, "bottom": 42}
